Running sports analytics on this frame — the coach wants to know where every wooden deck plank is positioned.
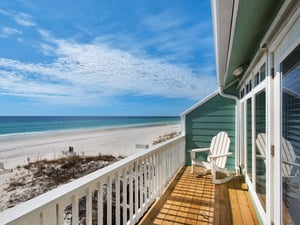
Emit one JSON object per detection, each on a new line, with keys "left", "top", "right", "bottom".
{"left": 227, "top": 177, "right": 244, "bottom": 225}
{"left": 138, "top": 166, "right": 259, "bottom": 225}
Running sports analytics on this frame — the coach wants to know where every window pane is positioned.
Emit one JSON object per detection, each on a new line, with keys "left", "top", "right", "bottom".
{"left": 247, "top": 99, "right": 252, "bottom": 180}
{"left": 255, "top": 91, "right": 266, "bottom": 211}
{"left": 282, "top": 44, "right": 300, "bottom": 225}
{"left": 255, "top": 73, "right": 260, "bottom": 86}
{"left": 260, "top": 63, "right": 266, "bottom": 82}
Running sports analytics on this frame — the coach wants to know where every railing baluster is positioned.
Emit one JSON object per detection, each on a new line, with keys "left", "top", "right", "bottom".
{"left": 97, "top": 181, "right": 103, "bottom": 225}
{"left": 145, "top": 158, "right": 150, "bottom": 207}
{"left": 57, "top": 203, "right": 64, "bottom": 225}
{"left": 115, "top": 171, "right": 120, "bottom": 225}
{"left": 129, "top": 164, "right": 133, "bottom": 225}
{"left": 134, "top": 161, "right": 139, "bottom": 221}
{"left": 86, "top": 187, "right": 92, "bottom": 225}
{"left": 122, "top": 168, "right": 127, "bottom": 225}
{"left": 154, "top": 151, "right": 158, "bottom": 198}
{"left": 72, "top": 194, "right": 78, "bottom": 225}
{"left": 150, "top": 155, "right": 154, "bottom": 202}
{"left": 107, "top": 176, "right": 112, "bottom": 225}
{"left": 139, "top": 159, "right": 144, "bottom": 214}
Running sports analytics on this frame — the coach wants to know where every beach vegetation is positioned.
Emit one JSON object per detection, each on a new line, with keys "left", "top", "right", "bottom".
{"left": 0, "top": 154, "right": 122, "bottom": 211}
{"left": 152, "top": 131, "right": 181, "bottom": 145}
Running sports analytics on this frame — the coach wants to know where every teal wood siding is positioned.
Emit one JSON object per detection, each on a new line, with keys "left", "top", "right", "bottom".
{"left": 185, "top": 94, "right": 236, "bottom": 170}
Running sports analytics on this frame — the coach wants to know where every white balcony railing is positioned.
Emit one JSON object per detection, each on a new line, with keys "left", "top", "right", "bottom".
{"left": 0, "top": 135, "right": 185, "bottom": 225}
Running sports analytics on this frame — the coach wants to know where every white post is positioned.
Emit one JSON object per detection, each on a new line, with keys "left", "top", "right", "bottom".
{"left": 72, "top": 194, "right": 78, "bottom": 225}
{"left": 86, "top": 187, "right": 92, "bottom": 225}
{"left": 107, "top": 177, "right": 112, "bottom": 225}
{"left": 97, "top": 181, "right": 103, "bottom": 225}
{"left": 115, "top": 171, "right": 120, "bottom": 225}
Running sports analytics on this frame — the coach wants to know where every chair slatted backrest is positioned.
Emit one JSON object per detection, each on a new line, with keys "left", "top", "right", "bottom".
{"left": 282, "top": 138, "right": 298, "bottom": 176}
{"left": 209, "top": 131, "right": 231, "bottom": 168}
{"left": 256, "top": 133, "right": 298, "bottom": 176}
{"left": 256, "top": 133, "right": 266, "bottom": 158}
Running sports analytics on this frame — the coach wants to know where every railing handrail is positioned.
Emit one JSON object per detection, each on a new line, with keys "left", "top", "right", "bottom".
{"left": 0, "top": 135, "right": 185, "bottom": 224}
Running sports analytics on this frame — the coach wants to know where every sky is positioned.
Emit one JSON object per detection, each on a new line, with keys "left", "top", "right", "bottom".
{"left": 0, "top": 0, "right": 217, "bottom": 116}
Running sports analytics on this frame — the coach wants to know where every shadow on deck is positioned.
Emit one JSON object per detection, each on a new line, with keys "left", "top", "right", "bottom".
{"left": 138, "top": 166, "right": 259, "bottom": 225}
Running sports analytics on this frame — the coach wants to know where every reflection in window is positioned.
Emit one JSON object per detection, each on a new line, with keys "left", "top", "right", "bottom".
{"left": 255, "top": 73, "right": 260, "bottom": 86}
{"left": 282, "top": 44, "right": 300, "bottom": 225}
{"left": 255, "top": 91, "right": 266, "bottom": 211}
{"left": 240, "top": 88, "right": 245, "bottom": 99}
{"left": 247, "top": 99, "right": 252, "bottom": 180}
{"left": 260, "top": 63, "right": 266, "bottom": 82}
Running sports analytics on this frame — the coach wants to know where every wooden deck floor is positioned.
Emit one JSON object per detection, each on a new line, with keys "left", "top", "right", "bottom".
{"left": 138, "top": 166, "right": 259, "bottom": 225}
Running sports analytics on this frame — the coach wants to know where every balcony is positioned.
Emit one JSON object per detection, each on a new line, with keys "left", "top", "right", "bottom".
{"left": 0, "top": 135, "right": 259, "bottom": 225}
{"left": 138, "top": 166, "right": 259, "bottom": 225}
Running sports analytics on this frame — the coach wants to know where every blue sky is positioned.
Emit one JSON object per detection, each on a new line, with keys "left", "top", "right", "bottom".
{"left": 0, "top": 0, "right": 216, "bottom": 116}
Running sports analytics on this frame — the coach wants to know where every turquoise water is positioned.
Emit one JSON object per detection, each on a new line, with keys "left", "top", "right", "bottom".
{"left": 0, "top": 116, "right": 180, "bottom": 135}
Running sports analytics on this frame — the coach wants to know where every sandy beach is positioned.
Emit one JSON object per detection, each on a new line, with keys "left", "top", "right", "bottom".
{"left": 0, "top": 123, "right": 181, "bottom": 170}
{"left": 0, "top": 123, "right": 181, "bottom": 212}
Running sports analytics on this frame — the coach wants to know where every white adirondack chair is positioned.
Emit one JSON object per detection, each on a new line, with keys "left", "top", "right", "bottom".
{"left": 189, "top": 131, "right": 233, "bottom": 184}
{"left": 256, "top": 133, "right": 300, "bottom": 199}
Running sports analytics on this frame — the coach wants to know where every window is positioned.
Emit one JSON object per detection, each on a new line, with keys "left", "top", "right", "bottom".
{"left": 254, "top": 63, "right": 266, "bottom": 87}
{"left": 281, "top": 44, "right": 300, "bottom": 224}
{"left": 246, "top": 80, "right": 252, "bottom": 94}
{"left": 255, "top": 91, "right": 266, "bottom": 210}
{"left": 260, "top": 63, "right": 266, "bottom": 82}
{"left": 247, "top": 98, "right": 252, "bottom": 180}
{"left": 255, "top": 73, "right": 260, "bottom": 86}
{"left": 240, "top": 88, "right": 245, "bottom": 98}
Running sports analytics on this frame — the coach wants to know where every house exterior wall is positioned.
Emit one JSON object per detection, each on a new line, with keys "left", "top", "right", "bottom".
{"left": 184, "top": 93, "right": 236, "bottom": 170}
{"left": 236, "top": 4, "right": 300, "bottom": 224}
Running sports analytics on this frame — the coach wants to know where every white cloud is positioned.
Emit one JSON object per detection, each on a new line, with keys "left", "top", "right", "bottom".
{"left": 0, "top": 34, "right": 216, "bottom": 105}
{"left": 92, "top": 9, "right": 214, "bottom": 65}
{"left": 14, "top": 12, "right": 36, "bottom": 27}
{"left": 0, "top": 26, "right": 22, "bottom": 38}
{"left": 138, "top": 9, "right": 213, "bottom": 63}
{"left": 0, "top": 9, "right": 36, "bottom": 27}
{"left": 0, "top": 9, "right": 10, "bottom": 16}
{"left": 0, "top": 8, "right": 216, "bottom": 106}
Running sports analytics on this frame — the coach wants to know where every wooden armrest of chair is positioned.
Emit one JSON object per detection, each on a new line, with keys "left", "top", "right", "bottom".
{"left": 189, "top": 148, "right": 210, "bottom": 153}
{"left": 210, "top": 152, "right": 232, "bottom": 160}
{"left": 283, "top": 160, "right": 300, "bottom": 168}
{"left": 189, "top": 148, "right": 210, "bottom": 161}
{"left": 256, "top": 154, "right": 266, "bottom": 160}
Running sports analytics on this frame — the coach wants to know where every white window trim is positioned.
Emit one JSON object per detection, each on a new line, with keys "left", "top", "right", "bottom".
{"left": 239, "top": 54, "right": 268, "bottom": 224}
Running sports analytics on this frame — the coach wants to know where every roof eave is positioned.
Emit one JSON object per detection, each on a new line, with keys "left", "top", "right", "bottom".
{"left": 211, "top": 0, "right": 236, "bottom": 88}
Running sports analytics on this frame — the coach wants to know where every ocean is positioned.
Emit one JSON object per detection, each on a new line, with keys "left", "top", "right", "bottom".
{"left": 0, "top": 116, "right": 180, "bottom": 135}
